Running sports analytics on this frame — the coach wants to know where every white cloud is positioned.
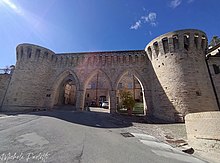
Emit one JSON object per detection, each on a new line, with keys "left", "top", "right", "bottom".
{"left": 130, "top": 20, "right": 141, "bottom": 30}
{"left": 141, "top": 12, "right": 157, "bottom": 27}
{"left": 130, "top": 11, "right": 158, "bottom": 30}
{"left": 170, "top": 0, "right": 182, "bottom": 8}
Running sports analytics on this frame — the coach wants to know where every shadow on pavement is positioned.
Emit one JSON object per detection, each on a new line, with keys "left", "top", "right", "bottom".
{"left": 0, "top": 105, "right": 181, "bottom": 130}
{"left": 0, "top": 108, "right": 134, "bottom": 129}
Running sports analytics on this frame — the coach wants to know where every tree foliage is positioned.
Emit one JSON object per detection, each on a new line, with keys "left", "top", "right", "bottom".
{"left": 209, "top": 36, "right": 220, "bottom": 47}
{"left": 119, "top": 90, "right": 135, "bottom": 110}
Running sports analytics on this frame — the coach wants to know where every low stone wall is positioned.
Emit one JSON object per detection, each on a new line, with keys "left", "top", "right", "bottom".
{"left": 185, "top": 111, "right": 220, "bottom": 161}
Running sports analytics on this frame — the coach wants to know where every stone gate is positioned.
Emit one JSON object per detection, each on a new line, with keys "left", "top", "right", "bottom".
{"left": 0, "top": 29, "right": 219, "bottom": 122}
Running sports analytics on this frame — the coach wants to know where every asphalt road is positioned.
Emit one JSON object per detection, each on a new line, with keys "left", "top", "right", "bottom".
{"left": 0, "top": 109, "right": 207, "bottom": 163}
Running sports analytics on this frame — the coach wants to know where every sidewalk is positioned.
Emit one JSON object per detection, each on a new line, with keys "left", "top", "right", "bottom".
{"left": 111, "top": 114, "right": 218, "bottom": 163}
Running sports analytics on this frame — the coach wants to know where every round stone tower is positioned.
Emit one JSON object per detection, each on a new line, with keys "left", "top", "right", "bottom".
{"left": 2, "top": 44, "right": 55, "bottom": 111}
{"left": 145, "top": 29, "right": 219, "bottom": 122}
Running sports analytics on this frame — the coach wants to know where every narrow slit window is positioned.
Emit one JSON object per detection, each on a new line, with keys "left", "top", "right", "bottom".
{"left": 44, "top": 52, "right": 49, "bottom": 58}
{"left": 162, "top": 37, "right": 169, "bottom": 54}
{"left": 184, "top": 34, "right": 189, "bottom": 51}
{"left": 27, "top": 47, "right": 32, "bottom": 58}
{"left": 16, "top": 51, "right": 18, "bottom": 60}
{"left": 201, "top": 36, "right": 206, "bottom": 50}
{"left": 173, "top": 35, "right": 179, "bottom": 51}
{"left": 51, "top": 55, "right": 54, "bottom": 61}
{"left": 194, "top": 34, "right": 199, "bottom": 49}
{"left": 147, "top": 47, "right": 152, "bottom": 60}
{"left": 35, "top": 49, "right": 40, "bottom": 59}
{"left": 153, "top": 42, "right": 159, "bottom": 56}
{"left": 21, "top": 47, "right": 23, "bottom": 59}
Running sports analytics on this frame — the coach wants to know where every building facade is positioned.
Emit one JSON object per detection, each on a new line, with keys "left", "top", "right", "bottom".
{"left": 0, "top": 29, "right": 219, "bottom": 122}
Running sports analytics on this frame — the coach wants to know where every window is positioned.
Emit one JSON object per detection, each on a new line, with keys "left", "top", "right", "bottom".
{"left": 91, "top": 83, "right": 96, "bottom": 89}
{"left": 128, "top": 83, "right": 133, "bottom": 89}
{"left": 213, "top": 64, "right": 220, "bottom": 74}
{"left": 118, "top": 83, "right": 123, "bottom": 89}
{"left": 99, "top": 82, "right": 103, "bottom": 88}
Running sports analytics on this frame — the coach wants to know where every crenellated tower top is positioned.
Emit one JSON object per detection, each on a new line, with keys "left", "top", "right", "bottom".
{"left": 145, "top": 29, "right": 208, "bottom": 61}
{"left": 16, "top": 43, "right": 55, "bottom": 62}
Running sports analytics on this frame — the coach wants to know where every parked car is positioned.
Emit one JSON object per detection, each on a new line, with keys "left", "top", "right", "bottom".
{"left": 90, "top": 101, "right": 97, "bottom": 107}
{"left": 102, "top": 101, "right": 109, "bottom": 109}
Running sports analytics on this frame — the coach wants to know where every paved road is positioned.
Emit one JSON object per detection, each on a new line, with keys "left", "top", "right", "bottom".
{"left": 0, "top": 109, "right": 207, "bottom": 163}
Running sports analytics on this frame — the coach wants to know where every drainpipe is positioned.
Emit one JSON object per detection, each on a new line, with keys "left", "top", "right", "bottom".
{"left": 95, "top": 72, "right": 99, "bottom": 106}
{"left": 133, "top": 75, "right": 135, "bottom": 100}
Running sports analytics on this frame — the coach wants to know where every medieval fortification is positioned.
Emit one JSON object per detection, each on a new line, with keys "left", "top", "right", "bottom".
{"left": 0, "top": 29, "right": 220, "bottom": 122}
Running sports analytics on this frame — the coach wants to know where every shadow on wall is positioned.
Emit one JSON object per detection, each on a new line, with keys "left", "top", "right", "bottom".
{"left": 147, "top": 61, "right": 177, "bottom": 122}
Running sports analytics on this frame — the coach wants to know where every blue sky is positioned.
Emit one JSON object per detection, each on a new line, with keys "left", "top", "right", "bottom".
{"left": 0, "top": 0, "right": 220, "bottom": 68}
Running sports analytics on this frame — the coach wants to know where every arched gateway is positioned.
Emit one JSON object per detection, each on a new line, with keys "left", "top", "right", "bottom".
{"left": 1, "top": 29, "right": 219, "bottom": 122}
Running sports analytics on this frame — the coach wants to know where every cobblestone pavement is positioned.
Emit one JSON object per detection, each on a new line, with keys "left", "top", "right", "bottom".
{"left": 111, "top": 114, "right": 187, "bottom": 147}
{"left": 110, "top": 113, "right": 219, "bottom": 163}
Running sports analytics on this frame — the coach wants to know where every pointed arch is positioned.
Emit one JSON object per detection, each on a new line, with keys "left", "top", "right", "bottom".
{"left": 114, "top": 68, "right": 150, "bottom": 115}
{"left": 84, "top": 68, "right": 113, "bottom": 90}
{"left": 83, "top": 68, "right": 113, "bottom": 109}
{"left": 51, "top": 69, "right": 80, "bottom": 107}
{"left": 114, "top": 69, "right": 147, "bottom": 91}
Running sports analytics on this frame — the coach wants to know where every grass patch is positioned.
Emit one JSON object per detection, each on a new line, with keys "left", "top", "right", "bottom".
{"left": 117, "top": 102, "right": 144, "bottom": 115}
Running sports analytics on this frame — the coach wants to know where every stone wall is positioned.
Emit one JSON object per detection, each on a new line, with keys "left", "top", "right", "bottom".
{"left": 207, "top": 56, "right": 220, "bottom": 106}
{"left": 145, "top": 29, "right": 218, "bottom": 122}
{"left": 185, "top": 112, "right": 220, "bottom": 161}
{"left": 1, "top": 44, "right": 150, "bottom": 113}
{"left": 0, "top": 74, "right": 11, "bottom": 108}
{"left": 1, "top": 44, "right": 55, "bottom": 111}
{"left": 1, "top": 29, "right": 218, "bottom": 122}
